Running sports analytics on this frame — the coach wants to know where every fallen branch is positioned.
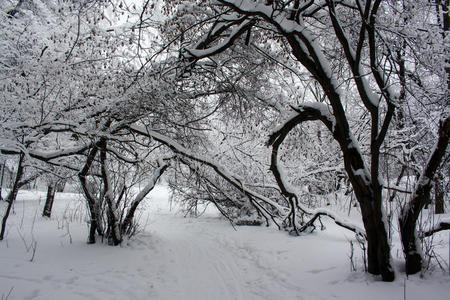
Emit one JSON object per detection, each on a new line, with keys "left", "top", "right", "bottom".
{"left": 298, "top": 208, "right": 366, "bottom": 240}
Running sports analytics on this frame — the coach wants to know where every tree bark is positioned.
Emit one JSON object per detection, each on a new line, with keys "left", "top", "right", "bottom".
{"left": 99, "top": 139, "right": 121, "bottom": 246}
{"left": 434, "top": 174, "right": 445, "bottom": 214}
{"left": 78, "top": 144, "right": 102, "bottom": 244}
{"left": 0, "top": 153, "right": 25, "bottom": 240}
{"left": 340, "top": 142, "right": 394, "bottom": 281}
{"left": 0, "top": 161, "right": 5, "bottom": 201}
{"left": 399, "top": 117, "right": 449, "bottom": 274}
{"left": 358, "top": 194, "right": 393, "bottom": 280}
{"left": 42, "top": 183, "right": 56, "bottom": 217}
{"left": 79, "top": 177, "right": 101, "bottom": 244}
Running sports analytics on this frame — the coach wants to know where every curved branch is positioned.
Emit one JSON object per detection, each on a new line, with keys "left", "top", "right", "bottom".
{"left": 267, "top": 104, "right": 365, "bottom": 237}
{"left": 268, "top": 104, "right": 335, "bottom": 232}
{"left": 298, "top": 209, "right": 366, "bottom": 239}
{"left": 268, "top": 103, "right": 335, "bottom": 147}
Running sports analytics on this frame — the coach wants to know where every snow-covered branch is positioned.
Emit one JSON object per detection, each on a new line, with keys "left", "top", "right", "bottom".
{"left": 186, "top": 18, "right": 254, "bottom": 59}
{"left": 1, "top": 143, "right": 92, "bottom": 162}
{"left": 269, "top": 103, "right": 335, "bottom": 147}
{"left": 129, "top": 124, "right": 286, "bottom": 226}
{"left": 267, "top": 104, "right": 365, "bottom": 237}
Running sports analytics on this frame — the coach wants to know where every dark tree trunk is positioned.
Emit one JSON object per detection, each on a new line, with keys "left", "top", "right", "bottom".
{"left": 99, "top": 139, "right": 121, "bottom": 246}
{"left": 335, "top": 111, "right": 394, "bottom": 281}
{"left": 79, "top": 177, "right": 101, "bottom": 244}
{"left": 399, "top": 117, "right": 449, "bottom": 274}
{"left": 434, "top": 175, "right": 445, "bottom": 214}
{"left": 288, "top": 15, "right": 395, "bottom": 281}
{"left": 399, "top": 215, "right": 422, "bottom": 274}
{"left": 78, "top": 144, "right": 102, "bottom": 244}
{"left": 0, "top": 154, "right": 25, "bottom": 240}
{"left": 349, "top": 176, "right": 394, "bottom": 281}
{"left": 0, "top": 161, "right": 6, "bottom": 201}
{"left": 42, "top": 184, "right": 56, "bottom": 217}
{"left": 266, "top": 104, "right": 395, "bottom": 281}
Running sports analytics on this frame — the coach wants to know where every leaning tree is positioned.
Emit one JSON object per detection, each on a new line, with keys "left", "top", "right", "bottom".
{"left": 160, "top": 0, "right": 449, "bottom": 281}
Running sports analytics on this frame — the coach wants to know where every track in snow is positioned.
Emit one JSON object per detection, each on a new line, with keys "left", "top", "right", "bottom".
{"left": 1, "top": 187, "right": 449, "bottom": 300}
{"left": 145, "top": 212, "right": 308, "bottom": 300}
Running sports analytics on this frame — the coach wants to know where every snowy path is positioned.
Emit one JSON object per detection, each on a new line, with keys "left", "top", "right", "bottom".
{"left": 144, "top": 214, "right": 307, "bottom": 300}
{"left": 0, "top": 189, "right": 309, "bottom": 300}
{"left": 1, "top": 188, "right": 449, "bottom": 300}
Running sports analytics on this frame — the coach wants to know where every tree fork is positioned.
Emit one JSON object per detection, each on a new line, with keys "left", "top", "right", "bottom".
{"left": 78, "top": 143, "right": 102, "bottom": 244}
{"left": 99, "top": 139, "right": 122, "bottom": 246}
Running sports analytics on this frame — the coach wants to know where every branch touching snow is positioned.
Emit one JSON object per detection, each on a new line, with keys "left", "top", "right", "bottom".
{"left": 298, "top": 207, "right": 366, "bottom": 238}
{"left": 129, "top": 124, "right": 286, "bottom": 226}
{"left": 267, "top": 104, "right": 366, "bottom": 237}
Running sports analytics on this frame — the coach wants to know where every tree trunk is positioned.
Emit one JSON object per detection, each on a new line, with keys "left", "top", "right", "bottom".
{"left": 0, "top": 154, "right": 25, "bottom": 240}
{"left": 399, "top": 214, "right": 422, "bottom": 274}
{"left": 399, "top": 117, "right": 449, "bottom": 274}
{"left": 434, "top": 175, "right": 444, "bottom": 214}
{"left": 353, "top": 187, "right": 394, "bottom": 281}
{"left": 338, "top": 126, "right": 395, "bottom": 281}
{"left": 99, "top": 139, "right": 121, "bottom": 246}
{"left": 122, "top": 161, "right": 168, "bottom": 236}
{"left": 42, "top": 184, "right": 56, "bottom": 217}
{"left": 79, "top": 175, "right": 100, "bottom": 244}
{"left": 78, "top": 144, "right": 102, "bottom": 244}
{"left": 0, "top": 161, "right": 5, "bottom": 201}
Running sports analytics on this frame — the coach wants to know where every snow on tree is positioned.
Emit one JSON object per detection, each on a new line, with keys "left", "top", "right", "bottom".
{"left": 159, "top": 0, "right": 449, "bottom": 281}
{"left": 1, "top": 0, "right": 448, "bottom": 283}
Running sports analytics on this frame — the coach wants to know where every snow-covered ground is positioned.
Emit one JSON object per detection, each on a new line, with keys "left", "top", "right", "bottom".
{"left": 1, "top": 187, "right": 449, "bottom": 300}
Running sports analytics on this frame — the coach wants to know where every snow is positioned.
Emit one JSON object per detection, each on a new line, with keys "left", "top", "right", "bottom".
{"left": 219, "top": 0, "right": 302, "bottom": 34}
{"left": 1, "top": 188, "right": 449, "bottom": 300}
